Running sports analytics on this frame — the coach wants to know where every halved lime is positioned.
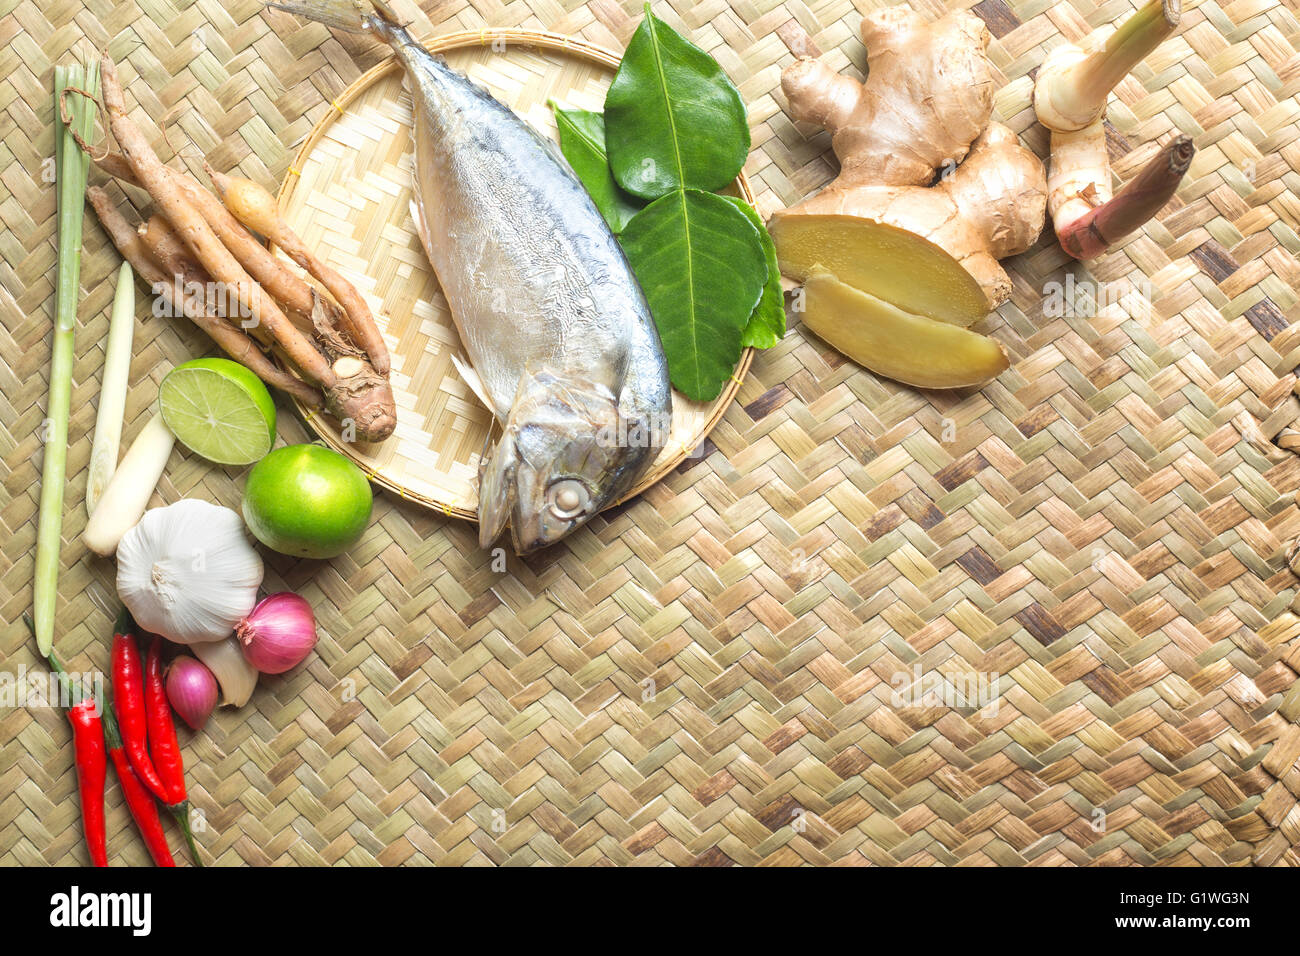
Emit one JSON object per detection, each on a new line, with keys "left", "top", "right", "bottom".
{"left": 159, "top": 358, "right": 276, "bottom": 466}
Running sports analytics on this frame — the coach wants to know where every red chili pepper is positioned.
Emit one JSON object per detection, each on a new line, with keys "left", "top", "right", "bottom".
{"left": 102, "top": 694, "right": 175, "bottom": 867}
{"left": 110, "top": 611, "right": 169, "bottom": 802}
{"left": 26, "top": 616, "right": 109, "bottom": 868}
{"left": 145, "top": 636, "right": 186, "bottom": 805}
{"left": 65, "top": 697, "right": 108, "bottom": 867}
{"left": 142, "top": 633, "right": 204, "bottom": 867}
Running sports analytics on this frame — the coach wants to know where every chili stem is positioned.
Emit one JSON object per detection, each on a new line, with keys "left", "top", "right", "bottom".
{"left": 169, "top": 801, "right": 205, "bottom": 867}
{"left": 23, "top": 612, "right": 84, "bottom": 704}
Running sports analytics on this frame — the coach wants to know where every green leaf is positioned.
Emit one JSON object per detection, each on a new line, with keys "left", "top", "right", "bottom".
{"left": 723, "top": 197, "right": 786, "bottom": 350}
{"left": 621, "top": 189, "right": 767, "bottom": 401}
{"left": 551, "top": 104, "right": 644, "bottom": 234}
{"left": 605, "top": 4, "right": 750, "bottom": 200}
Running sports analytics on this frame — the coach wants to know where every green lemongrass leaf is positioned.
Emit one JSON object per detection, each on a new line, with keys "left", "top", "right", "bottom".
{"left": 36, "top": 59, "right": 99, "bottom": 657}
{"left": 550, "top": 104, "right": 644, "bottom": 234}
{"left": 722, "top": 197, "right": 785, "bottom": 350}
{"left": 605, "top": 4, "right": 750, "bottom": 199}
{"left": 621, "top": 189, "right": 766, "bottom": 401}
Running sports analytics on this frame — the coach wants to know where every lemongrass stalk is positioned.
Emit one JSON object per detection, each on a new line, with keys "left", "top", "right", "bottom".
{"left": 35, "top": 60, "right": 100, "bottom": 657}
{"left": 86, "top": 261, "right": 136, "bottom": 516}
{"left": 83, "top": 412, "right": 176, "bottom": 557}
{"left": 53, "top": 66, "right": 65, "bottom": 186}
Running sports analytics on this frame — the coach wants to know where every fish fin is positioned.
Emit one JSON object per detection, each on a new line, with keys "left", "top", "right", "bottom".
{"left": 451, "top": 353, "right": 495, "bottom": 413}
{"left": 592, "top": 349, "right": 629, "bottom": 395}
{"left": 477, "top": 432, "right": 517, "bottom": 548}
{"left": 409, "top": 197, "right": 433, "bottom": 257}
{"left": 264, "top": 0, "right": 371, "bottom": 31}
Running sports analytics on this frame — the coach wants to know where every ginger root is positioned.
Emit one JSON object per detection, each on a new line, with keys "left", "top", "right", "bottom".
{"left": 91, "top": 52, "right": 397, "bottom": 442}
{"left": 1034, "top": 0, "right": 1180, "bottom": 134}
{"left": 206, "top": 166, "right": 390, "bottom": 376}
{"left": 781, "top": 8, "right": 996, "bottom": 188}
{"left": 801, "top": 270, "right": 1009, "bottom": 389}
{"left": 772, "top": 123, "right": 1045, "bottom": 323}
{"left": 88, "top": 187, "right": 322, "bottom": 406}
{"left": 1048, "top": 126, "right": 1193, "bottom": 260}
{"left": 98, "top": 151, "right": 355, "bottom": 336}
{"left": 772, "top": 9, "right": 1045, "bottom": 389}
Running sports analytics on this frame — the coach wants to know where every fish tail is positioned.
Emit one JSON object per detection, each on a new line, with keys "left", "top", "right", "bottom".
{"left": 264, "top": 0, "right": 402, "bottom": 33}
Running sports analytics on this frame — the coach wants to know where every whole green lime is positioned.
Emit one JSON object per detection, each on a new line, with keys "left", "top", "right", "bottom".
{"left": 242, "top": 444, "right": 372, "bottom": 558}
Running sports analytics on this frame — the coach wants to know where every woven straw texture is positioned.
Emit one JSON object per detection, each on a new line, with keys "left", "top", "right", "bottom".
{"left": 4, "top": 0, "right": 1300, "bottom": 866}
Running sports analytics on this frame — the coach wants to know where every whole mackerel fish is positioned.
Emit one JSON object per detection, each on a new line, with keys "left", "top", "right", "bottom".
{"left": 269, "top": 0, "right": 671, "bottom": 553}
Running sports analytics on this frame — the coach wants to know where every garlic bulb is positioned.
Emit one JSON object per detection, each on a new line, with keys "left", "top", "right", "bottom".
{"left": 116, "top": 499, "right": 264, "bottom": 644}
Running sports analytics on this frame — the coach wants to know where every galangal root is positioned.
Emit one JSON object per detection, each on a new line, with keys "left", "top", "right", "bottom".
{"left": 84, "top": 53, "right": 396, "bottom": 442}
{"left": 1034, "top": 0, "right": 1193, "bottom": 259}
{"left": 771, "top": 8, "right": 1046, "bottom": 387}
{"left": 86, "top": 188, "right": 320, "bottom": 405}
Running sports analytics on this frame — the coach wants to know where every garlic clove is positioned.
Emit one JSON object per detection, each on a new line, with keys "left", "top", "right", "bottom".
{"left": 193, "top": 635, "right": 259, "bottom": 708}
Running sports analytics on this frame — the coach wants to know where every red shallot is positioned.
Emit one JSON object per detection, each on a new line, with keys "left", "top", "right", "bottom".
{"left": 237, "top": 592, "right": 318, "bottom": 675}
{"left": 165, "top": 655, "right": 219, "bottom": 730}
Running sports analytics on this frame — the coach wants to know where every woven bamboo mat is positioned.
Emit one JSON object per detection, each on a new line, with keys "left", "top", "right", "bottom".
{"left": 4, "top": 0, "right": 1300, "bottom": 866}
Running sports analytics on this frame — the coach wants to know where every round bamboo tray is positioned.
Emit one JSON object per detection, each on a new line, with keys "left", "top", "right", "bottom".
{"left": 276, "top": 28, "right": 755, "bottom": 520}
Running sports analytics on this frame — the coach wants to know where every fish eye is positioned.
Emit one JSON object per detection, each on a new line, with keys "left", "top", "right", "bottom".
{"left": 547, "top": 479, "right": 590, "bottom": 520}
